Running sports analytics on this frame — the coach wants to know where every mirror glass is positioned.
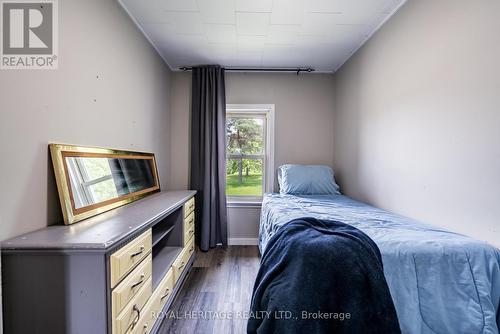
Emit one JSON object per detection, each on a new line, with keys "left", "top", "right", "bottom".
{"left": 66, "top": 157, "right": 156, "bottom": 209}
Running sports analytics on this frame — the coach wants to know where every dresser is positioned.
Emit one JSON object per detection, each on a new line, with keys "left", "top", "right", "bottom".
{"left": 1, "top": 190, "right": 196, "bottom": 334}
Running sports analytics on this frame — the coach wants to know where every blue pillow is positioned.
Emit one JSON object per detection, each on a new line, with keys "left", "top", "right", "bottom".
{"left": 277, "top": 164, "right": 341, "bottom": 195}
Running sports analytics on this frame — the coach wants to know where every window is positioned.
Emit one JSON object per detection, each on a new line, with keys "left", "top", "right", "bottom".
{"left": 226, "top": 104, "right": 274, "bottom": 203}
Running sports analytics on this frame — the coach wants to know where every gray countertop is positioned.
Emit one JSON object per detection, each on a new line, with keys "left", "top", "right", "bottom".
{"left": 1, "top": 190, "right": 196, "bottom": 251}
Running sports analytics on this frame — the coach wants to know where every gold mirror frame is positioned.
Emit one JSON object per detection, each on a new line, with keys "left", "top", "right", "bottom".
{"left": 50, "top": 143, "right": 160, "bottom": 225}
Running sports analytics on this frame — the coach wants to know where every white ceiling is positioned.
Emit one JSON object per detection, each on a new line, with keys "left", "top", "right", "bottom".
{"left": 119, "top": 0, "right": 406, "bottom": 72}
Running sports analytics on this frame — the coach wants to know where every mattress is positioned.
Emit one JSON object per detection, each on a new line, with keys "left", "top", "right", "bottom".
{"left": 259, "top": 193, "right": 500, "bottom": 334}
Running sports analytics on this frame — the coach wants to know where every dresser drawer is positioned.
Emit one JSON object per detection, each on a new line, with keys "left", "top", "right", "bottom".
{"left": 186, "top": 236, "right": 195, "bottom": 258}
{"left": 184, "top": 211, "right": 194, "bottom": 231}
{"left": 111, "top": 230, "right": 152, "bottom": 288}
{"left": 129, "top": 295, "right": 157, "bottom": 334}
{"left": 114, "top": 277, "right": 152, "bottom": 334}
{"left": 112, "top": 254, "right": 152, "bottom": 318}
{"left": 184, "top": 223, "right": 195, "bottom": 245}
{"left": 155, "top": 267, "right": 175, "bottom": 312}
{"left": 173, "top": 238, "right": 195, "bottom": 283}
{"left": 183, "top": 197, "right": 195, "bottom": 218}
{"left": 172, "top": 250, "right": 187, "bottom": 284}
{"left": 129, "top": 267, "right": 174, "bottom": 334}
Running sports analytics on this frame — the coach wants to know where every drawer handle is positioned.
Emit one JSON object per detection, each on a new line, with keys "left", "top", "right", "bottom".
{"left": 189, "top": 246, "right": 194, "bottom": 252}
{"left": 189, "top": 230, "right": 194, "bottom": 235}
{"left": 178, "top": 261, "right": 185, "bottom": 270}
{"left": 131, "top": 304, "right": 141, "bottom": 329}
{"left": 160, "top": 288, "right": 170, "bottom": 300}
{"left": 130, "top": 246, "right": 145, "bottom": 258}
{"left": 131, "top": 274, "right": 145, "bottom": 289}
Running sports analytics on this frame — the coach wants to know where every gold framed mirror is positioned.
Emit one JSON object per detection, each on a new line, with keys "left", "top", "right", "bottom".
{"left": 50, "top": 144, "right": 160, "bottom": 225}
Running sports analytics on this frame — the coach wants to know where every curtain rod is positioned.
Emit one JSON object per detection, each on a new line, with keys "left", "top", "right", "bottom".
{"left": 179, "top": 66, "right": 315, "bottom": 75}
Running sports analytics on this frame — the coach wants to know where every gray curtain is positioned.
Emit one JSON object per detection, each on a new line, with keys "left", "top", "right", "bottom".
{"left": 190, "top": 65, "right": 228, "bottom": 251}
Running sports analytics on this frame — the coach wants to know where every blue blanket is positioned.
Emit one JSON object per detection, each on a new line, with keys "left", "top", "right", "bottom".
{"left": 259, "top": 194, "right": 500, "bottom": 334}
{"left": 248, "top": 217, "right": 401, "bottom": 334}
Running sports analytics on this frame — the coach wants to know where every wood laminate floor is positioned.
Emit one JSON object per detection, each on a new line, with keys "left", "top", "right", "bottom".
{"left": 158, "top": 246, "right": 260, "bottom": 334}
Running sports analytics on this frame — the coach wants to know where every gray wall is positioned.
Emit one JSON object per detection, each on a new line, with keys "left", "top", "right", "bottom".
{"left": 0, "top": 1, "right": 172, "bottom": 329}
{"left": 333, "top": 0, "right": 500, "bottom": 247}
{"left": 0, "top": 0, "right": 172, "bottom": 239}
{"left": 168, "top": 72, "right": 336, "bottom": 242}
{"left": 168, "top": 72, "right": 191, "bottom": 190}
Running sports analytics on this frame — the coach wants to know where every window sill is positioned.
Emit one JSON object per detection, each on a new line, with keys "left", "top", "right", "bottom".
{"left": 227, "top": 201, "right": 262, "bottom": 208}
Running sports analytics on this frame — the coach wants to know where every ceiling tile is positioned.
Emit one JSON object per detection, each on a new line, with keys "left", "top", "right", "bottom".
{"left": 237, "top": 35, "right": 266, "bottom": 50}
{"left": 303, "top": 0, "right": 343, "bottom": 13}
{"left": 141, "top": 23, "right": 175, "bottom": 42}
{"left": 301, "top": 13, "right": 343, "bottom": 36}
{"left": 205, "top": 44, "right": 237, "bottom": 63}
{"left": 334, "top": 8, "right": 380, "bottom": 24}
{"left": 121, "top": 0, "right": 406, "bottom": 71}
{"left": 266, "top": 25, "right": 301, "bottom": 44}
{"left": 204, "top": 24, "right": 237, "bottom": 43}
{"left": 144, "top": 27, "right": 209, "bottom": 67}
{"left": 235, "top": 0, "right": 272, "bottom": 13}
{"left": 337, "top": 0, "right": 390, "bottom": 13}
{"left": 162, "top": 0, "right": 198, "bottom": 11}
{"left": 236, "top": 13, "right": 270, "bottom": 36}
{"left": 164, "top": 47, "right": 210, "bottom": 68}
{"left": 312, "top": 43, "right": 355, "bottom": 70}
{"left": 197, "top": 0, "right": 235, "bottom": 24}
{"left": 142, "top": 23, "right": 208, "bottom": 50}
{"left": 262, "top": 47, "right": 312, "bottom": 67}
{"left": 382, "top": 0, "right": 404, "bottom": 13}
{"left": 324, "top": 24, "right": 366, "bottom": 45}
{"left": 163, "top": 11, "right": 204, "bottom": 34}
{"left": 121, "top": 0, "right": 170, "bottom": 23}
{"left": 230, "top": 50, "right": 263, "bottom": 67}
{"left": 270, "top": 0, "right": 304, "bottom": 25}
{"left": 296, "top": 35, "right": 331, "bottom": 46}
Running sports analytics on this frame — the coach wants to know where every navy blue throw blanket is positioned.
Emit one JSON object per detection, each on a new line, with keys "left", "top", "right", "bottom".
{"left": 248, "top": 218, "right": 400, "bottom": 334}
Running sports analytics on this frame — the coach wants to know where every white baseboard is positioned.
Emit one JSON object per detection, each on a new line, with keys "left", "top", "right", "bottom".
{"left": 228, "top": 238, "right": 259, "bottom": 246}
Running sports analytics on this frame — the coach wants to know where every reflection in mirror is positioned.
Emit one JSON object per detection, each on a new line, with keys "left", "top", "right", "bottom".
{"left": 50, "top": 144, "right": 160, "bottom": 225}
{"left": 66, "top": 157, "right": 155, "bottom": 209}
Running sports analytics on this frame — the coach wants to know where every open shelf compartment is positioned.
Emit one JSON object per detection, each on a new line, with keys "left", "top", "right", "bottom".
{"left": 152, "top": 224, "right": 175, "bottom": 247}
{"left": 152, "top": 246, "right": 182, "bottom": 288}
{"left": 151, "top": 207, "right": 184, "bottom": 290}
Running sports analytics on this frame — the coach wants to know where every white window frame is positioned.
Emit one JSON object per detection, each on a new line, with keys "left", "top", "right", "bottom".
{"left": 226, "top": 104, "right": 275, "bottom": 206}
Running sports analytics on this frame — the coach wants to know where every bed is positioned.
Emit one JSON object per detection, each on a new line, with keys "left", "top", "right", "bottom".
{"left": 259, "top": 193, "right": 500, "bottom": 334}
